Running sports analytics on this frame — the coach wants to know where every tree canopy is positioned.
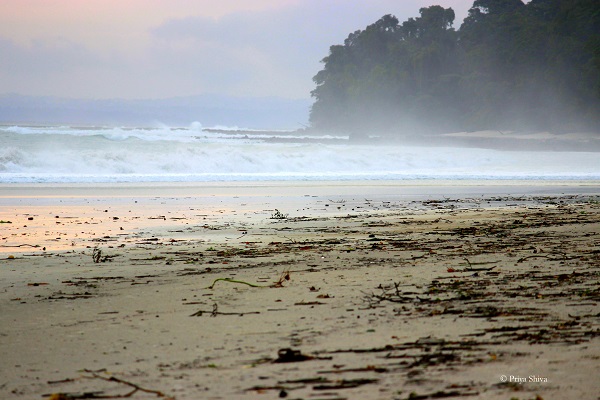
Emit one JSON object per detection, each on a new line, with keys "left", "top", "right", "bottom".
{"left": 309, "top": 0, "right": 600, "bottom": 134}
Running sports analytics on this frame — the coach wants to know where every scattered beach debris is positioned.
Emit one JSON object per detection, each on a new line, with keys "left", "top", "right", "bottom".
{"left": 91, "top": 247, "right": 118, "bottom": 263}
{"left": 92, "top": 247, "right": 102, "bottom": 263}
{"left": 3, "top": 194, "right": 599, "bottom": 399}
{"left": 272, "top": 348, "right": 332, "bottom": 364}
{"left": 274, "top": 348, "right": 315, "bottom": 363}
{"left": 270, "top": 209, "right": 289, "bottom": 220}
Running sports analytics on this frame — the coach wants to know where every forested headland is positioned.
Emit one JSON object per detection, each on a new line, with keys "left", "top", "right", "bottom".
{"left": 309, "top": 0, "right": 600, "bottom": 137}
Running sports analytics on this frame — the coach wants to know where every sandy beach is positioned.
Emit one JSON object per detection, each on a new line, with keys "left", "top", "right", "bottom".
{"left": 1, "top": 181, "right": 599, "bottom": 400}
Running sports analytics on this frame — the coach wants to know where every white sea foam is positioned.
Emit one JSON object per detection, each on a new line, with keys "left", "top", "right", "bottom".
{"left": 0, "top": 124, "right": 598, "bottom": 183}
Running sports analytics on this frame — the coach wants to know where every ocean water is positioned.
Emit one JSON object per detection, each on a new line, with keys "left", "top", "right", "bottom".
{"left": 1, "top": 124, "right": 599, "bottom": 183}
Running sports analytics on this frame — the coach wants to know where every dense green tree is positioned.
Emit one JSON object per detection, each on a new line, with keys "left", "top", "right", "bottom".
{"left": 310, "top": 6, "right": 459, "bottom": 134}
{"left": 458, "top": 0, "right": 600, "bottom": 131}
{"left": 310, "top": 0, "right": 600, "bottom": 134}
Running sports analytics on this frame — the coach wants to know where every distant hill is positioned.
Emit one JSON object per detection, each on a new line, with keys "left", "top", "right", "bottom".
{"left": 0, "top": 93, "right": 310, "bottom": 129}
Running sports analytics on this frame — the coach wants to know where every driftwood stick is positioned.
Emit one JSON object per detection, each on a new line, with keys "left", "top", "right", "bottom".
{"left": 190, "top": 309, "right": 261, "bottom": 317}
{"left": 517, "top": 253, "right": 568, "bottom": 263}
{"left": 190, "top": 302, "right": 260, "bottom": 317}
{"left": 0, "top": 244, "right": 40, "bottom": 248}
{"left": 80, "top": 370, "right": 173, "bottom": 398}
{"left": 207, "top": 278, "right": 267, "bottom": 289}
{"left": 207, "top": 270, "right": 290, "bottom": 289}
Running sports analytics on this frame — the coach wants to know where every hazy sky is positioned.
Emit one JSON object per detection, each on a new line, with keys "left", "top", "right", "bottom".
{"left": 0, "top": 1, "right": 475, "bottom": 100}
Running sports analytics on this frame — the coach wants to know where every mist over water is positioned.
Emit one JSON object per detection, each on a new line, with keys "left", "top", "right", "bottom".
{"left": 1, "top": 124, "right": 598, "bottom": 183}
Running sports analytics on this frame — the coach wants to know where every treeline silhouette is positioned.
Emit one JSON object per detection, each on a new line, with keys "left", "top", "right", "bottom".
{"left": 309, "top": 0, "right": 600, "bottom": 136}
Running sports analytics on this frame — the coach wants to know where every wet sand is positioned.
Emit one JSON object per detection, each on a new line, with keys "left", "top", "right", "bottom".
{"left": 1, "top": 181, "right": 599, "bottom": 399}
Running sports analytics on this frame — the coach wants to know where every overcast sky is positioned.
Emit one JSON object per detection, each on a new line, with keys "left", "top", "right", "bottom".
{"left": 0, "top": 1, "right": 476, "bottom": 100}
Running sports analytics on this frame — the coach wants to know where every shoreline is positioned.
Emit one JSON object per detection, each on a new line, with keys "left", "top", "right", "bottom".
{"left": 1, "top": 183, "right": 599, "bottom": 399}
{"left": 3, "top": 178, "right": 600, "bottom": 196}
{"left": 2, "top": 180, "right": 600, "bottom": 255}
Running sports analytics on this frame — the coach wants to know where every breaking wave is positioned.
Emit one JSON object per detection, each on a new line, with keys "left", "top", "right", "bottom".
{"left": 1, "top": 124, "right": 598, "bottom": 183}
